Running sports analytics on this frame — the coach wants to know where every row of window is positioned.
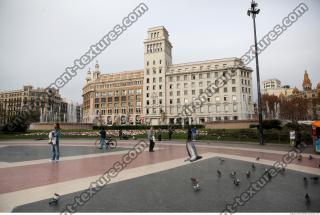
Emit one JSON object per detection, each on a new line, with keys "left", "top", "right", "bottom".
{"left": 146, "top": 59, "right": 162, "bottom": 66}
{"left": 145, "top": 103, "right": 239, "bottom": 115}
{"left": 168, "top": 71, "right": 236, "bottom": 82}
{"left": 95, "top": 97, "right": 142, "bottom": 104}
{"left": 146, "top": 67, "right": 162, "bottom": 75}
{"left": 146, "top": 85, "right": 163, "bottom": 91}
{"left": 241, "top": 79, "right": 251, "bottom": 85}
{"left": 169, "top": 80, "right": 237, "bottom": 89}
{"left": 95, "top": 89, "right": 142, "bottom": 97}
{"left": 146, "top": 43, "right": 163, "bottom": 54}
{"left": 169, "top": 116, "right": 239, "bottom": 122}
{"left": 150, "top": 32, "right": 160, "bottom": 39}
{"left": 146, "top": 92, "right": 163, "bottom": 98}
{"left": 93, "top": 80, "right": 143, "bottom": 90}
{"left": 96, "top": 108, "right": 142, "bottom": 115}
{"left": 168, "top": 87, "right": 251, "bottom": 96}
{"left": 170, "top": 64, "right": 229, "bottom": 73}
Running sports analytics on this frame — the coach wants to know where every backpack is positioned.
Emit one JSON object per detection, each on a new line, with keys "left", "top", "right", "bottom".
{"left": 48, "top": 131, "right": 56, "bottom": 145}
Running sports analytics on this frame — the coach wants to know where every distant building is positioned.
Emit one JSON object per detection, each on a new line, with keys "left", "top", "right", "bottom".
{"left": 0, "top": 85, "right": 67, "bottom": 126}
{"left": 263, "top": 79, "right": 281, "bottom": 90}
{"left": 262, "top": 78, "right": 294, "bottom": 97}
{"left": 287, "top": 71, "right": 320, "bottom": 120}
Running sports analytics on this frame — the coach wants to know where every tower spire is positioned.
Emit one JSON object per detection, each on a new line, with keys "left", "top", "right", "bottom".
{"left": 302, "top": 70, "right": 312, "bottom": 91}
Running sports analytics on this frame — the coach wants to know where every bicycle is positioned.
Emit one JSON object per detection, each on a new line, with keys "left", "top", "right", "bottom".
{"left": 95, "top": 136, "right": 117, "bottom": 150}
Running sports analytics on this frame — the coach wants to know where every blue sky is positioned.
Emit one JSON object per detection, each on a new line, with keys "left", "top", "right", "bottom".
{"left": 0, "top": 0, "right": 319, "bottom": 103}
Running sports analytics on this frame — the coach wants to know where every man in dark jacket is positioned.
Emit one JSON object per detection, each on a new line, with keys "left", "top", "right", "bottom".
{"left": 99, "top": 127, "right": 107, "bottom": 149}
{"left": 295, "top": 126, "right": 302, "bottom": 148}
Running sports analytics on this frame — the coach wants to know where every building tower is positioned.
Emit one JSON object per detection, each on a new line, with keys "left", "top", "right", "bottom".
{"left": 302, "top": 70, "right": 312, "bottom": 91}
{"left": 143, "top": 26, "right": 172, "bottom": 125}
{"left": 93, "top": 61, "right": 101, "bottom": 80}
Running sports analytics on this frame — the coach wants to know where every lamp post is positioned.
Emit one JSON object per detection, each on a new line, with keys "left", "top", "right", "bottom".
{"left": 247, "top": 0, "right": 264, "bottom": 145}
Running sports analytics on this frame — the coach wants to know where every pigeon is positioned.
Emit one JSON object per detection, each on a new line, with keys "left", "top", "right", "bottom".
{"left": 308, "top": 155, "right": 313, "bottom": 160}
{"left": 191, "top": 177, "right": 200, "bottom": 191}
{"left": 256, "top": 157, "right": 260, "bottom": 161}
{"left": 252, "top": 163, "right": 256, "bottom": 170}
{"left": 230, "top": 171, "right": 236, "bottom": 178}
{"left": 234, "top": 178, "right": 240, "bottom": 186}
{"left": 297, "top": 154, "right": 302, "bottom": 161}
{"left": 279, "top": 167, "right": 285, "bottom": 174}
{"left": 217, "top": 170, "right": 222, "bottom": 177}
{"left": 49, "top": 193, "right": 60, "bottom": 206}
{"left": 219, "top": 158, "right": 225, "bottom": 164}
{"left": 305, "top": 193, "right": 311, "bottom": 203}
{"left": 246, "top": 171, "right": 251, "bottom": 178}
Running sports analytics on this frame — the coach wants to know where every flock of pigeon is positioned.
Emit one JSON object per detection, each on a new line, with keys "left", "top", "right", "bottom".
{"left": 47, "top": 154, "right": 319, "bottom": 207}
{"left": 191, "top": 155, "right": 319, "bottom": 205}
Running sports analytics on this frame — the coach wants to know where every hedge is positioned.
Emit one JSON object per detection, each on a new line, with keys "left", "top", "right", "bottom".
{"left": 92, "top": 124, "right": 204, "bottom": 130}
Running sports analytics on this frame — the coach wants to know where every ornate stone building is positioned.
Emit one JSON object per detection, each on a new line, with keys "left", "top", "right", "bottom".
{"left": 0, "top": 85, "right": 67, "bottom": 126}
{"left": 82, "top": 62, "right": 143, "bottom": 125}
{"left": 143, "top": 26, "right": 254, "bottom": 125}
{"left": 288, "top": 71, "right": 320, "bottom": 120}
{"left": 82, "top": 26, "right": 254, "bottom": 125}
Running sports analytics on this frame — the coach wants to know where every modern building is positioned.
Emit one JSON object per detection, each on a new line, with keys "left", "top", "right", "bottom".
{"left": 0, "top": 85, "right": 67, "bottom": 126}
{"left": 82, "top": 26, "right": 254, "bottom": 125}
{"left": 82, "top": 63, "right": 143, "bottom": 125}
{"left": 262, "top": 78, "right": 294, "bottom": 97}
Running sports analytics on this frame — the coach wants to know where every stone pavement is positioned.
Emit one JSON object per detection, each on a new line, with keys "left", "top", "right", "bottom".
{"left": 0, "top": 138, "right": 319, "bottom": 212}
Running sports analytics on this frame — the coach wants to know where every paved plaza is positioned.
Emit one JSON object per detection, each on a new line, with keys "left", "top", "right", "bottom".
{"left": 0, "top": 139, "right": 319, "bottom": 212}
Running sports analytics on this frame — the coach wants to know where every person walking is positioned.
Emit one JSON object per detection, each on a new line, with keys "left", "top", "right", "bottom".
{"left": 168, "top": 126, "right": 173, "bottom": 140}
{"left": 98, "top": 126, "right": 107, "bottom": 150}
{"left": 289, "top": 130, "right": 295, "bottom": 146}
{"left": 295, "top": 126, "right": 302, "bottom": 148}
{"left": 50, "top": 123, "right": 61, "bottom": 162}
{"left": 187, "top": 127, "right": 192, "bottom": 141}
{"left": 191, "top": 127, "right": 196, "bottom": 141}
{"left": 148, "top": 126, "right": 155, "bottom": 152}
{"left": 157, "top": 128, "right": 162, "bottom": 141}
{"left": 119, "top": 129, "right": 123, "bottom": 140}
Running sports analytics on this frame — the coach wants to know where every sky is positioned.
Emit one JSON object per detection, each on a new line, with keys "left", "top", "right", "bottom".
{"left": 0, "top": 0, "right": 319, "bottom": 103}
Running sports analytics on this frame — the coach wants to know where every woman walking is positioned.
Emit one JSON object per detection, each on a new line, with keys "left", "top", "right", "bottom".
{"left": 50, "top": 123, "right": 61, "bottom": 162}
{"left": 148, "top": 126, "right": 155, "bottom": 152}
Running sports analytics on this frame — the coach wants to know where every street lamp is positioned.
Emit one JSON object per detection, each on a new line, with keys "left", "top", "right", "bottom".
{"left": 247, "top": 0, "right": 264, "bottom": 145}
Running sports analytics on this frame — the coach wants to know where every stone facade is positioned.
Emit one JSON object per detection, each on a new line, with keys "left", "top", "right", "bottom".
{"left": 143, "top": 26, "right": 254, "bottom": 125}
{"left": 82, "top": 26, "right": 254, "bottom": 125}
{"left": 82, "top": 62, "right": 143, "bottom": 125}
{"left": 0, "top": 85, "right": 67, "bottom": 126}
